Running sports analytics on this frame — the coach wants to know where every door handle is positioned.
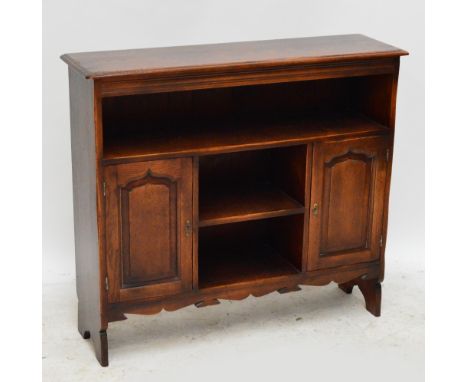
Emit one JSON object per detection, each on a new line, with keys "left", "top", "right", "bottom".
{"left": 312, "top": 203, "right": 319, "bottom": 217}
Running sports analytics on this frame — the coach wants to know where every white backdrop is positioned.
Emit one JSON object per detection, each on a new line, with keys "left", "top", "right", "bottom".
{"left": 43, "top": 0, "right": 424, "bottom": 283}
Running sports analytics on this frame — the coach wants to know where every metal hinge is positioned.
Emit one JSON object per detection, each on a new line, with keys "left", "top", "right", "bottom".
{"left": 105, "top": 276, "right": 109, "bottom": 291}
{"left": 380, "top": 235, "right": 384, "bottom": 247}
{"left": 103, "top": 181, "right": 106, "bottom": 197}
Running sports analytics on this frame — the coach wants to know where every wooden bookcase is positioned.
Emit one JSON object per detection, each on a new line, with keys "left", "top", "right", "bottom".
{"left": 62, "top": 34, "right": 408, "bottom": 366}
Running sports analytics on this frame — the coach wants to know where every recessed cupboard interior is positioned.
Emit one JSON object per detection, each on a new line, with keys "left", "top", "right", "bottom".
{"left": 197, "top": 147, "right": 307, "bottom": 289}
{"left": 198, "top": 216, "right": 304, "bottom": 289}
{"left": 101, "top": 74, "right": 394, "bottom": 163}
{"left": 198, "top": 146, "right": 307, "bottom": 227}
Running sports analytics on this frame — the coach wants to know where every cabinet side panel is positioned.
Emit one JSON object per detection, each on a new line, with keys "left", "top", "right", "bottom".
{"left": 379, "top": 59, "right": 400, "bottom": 281}
{"left": 69, "top": 68, "right": 106, "bottom": 331}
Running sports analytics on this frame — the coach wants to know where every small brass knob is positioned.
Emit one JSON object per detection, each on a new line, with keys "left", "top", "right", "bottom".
{"left": 312, "top": 203, "right": 319, "bottom": 217}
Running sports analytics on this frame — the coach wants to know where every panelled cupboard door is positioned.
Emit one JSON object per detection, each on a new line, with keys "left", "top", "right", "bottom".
{"left": 307, "top": 136, "right": 390, "bottom": 271}
{"left": 105, "top": 158, "right": 193, "bottom": 303}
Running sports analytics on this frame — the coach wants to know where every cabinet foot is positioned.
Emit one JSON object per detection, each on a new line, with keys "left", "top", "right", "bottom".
{"left": 78, "top": 326, "right": 91, "bottom": 339}
{"left": 77, "top": 326, "right": 108, "bottom": 366}
{"left": 338, "top": 281, "right": 354, "bottom": 294}
{"left": 91, "top": 329, "right": 108, "bottom": 367}
{"left": 78, "top": 303, "right": 109, "bottom": 366}
{"left": 338, "top": 278, "right": 382, "bottom": 317}
{"left": 357, "top": 278, "right": 382, "bottom": 317}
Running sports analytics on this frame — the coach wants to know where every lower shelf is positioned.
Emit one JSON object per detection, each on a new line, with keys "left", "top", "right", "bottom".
{"left": 199, "top": 241, "right": 300, "bottom": 289}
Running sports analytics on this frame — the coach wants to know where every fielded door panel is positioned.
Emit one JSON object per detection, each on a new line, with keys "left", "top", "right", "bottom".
{"left": 307, "top": 136, "right": 389, "bottom": 271}
{"left": 105, "top": 158, "right": 193, "bottom": 302}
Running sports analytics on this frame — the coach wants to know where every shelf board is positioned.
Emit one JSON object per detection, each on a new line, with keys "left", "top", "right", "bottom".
{"left": 103, "top": 112, "right": 388, "bottom": 164}
{"left": 199, "top": 242, "right": 299, "bottom": 289}
{"left": 199, "top": 184, "right": 304, "bottom": 227}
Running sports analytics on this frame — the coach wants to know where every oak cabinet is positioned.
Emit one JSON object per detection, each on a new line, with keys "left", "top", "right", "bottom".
{"left": 62, "top": 34, "right": 407, "bottom": 366}
{"left": 104, "top": 159, "right": 193, "bottom": 302}
{"left": 308, "top": 136, "right": 390, "bottom": 270}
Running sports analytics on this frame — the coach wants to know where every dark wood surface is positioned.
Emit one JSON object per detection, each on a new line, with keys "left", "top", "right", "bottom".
{"left": 307, "top": 136, "right": 389, "bottom": 270}
{"left": 103, "top": 111, "right": 388, "bottom": 164}
{"left": 98, "top": 57, "right": 398, "bottom": 97}
{"left": 339, "top": 276, "right": 382, "bottom": 316}
{"left": 198, "top": 216, "right": 305, "bottom": 288}
{"left": 192, "top": 157, "right": 200, "bottom": 289}
{"left": 62, "top": 35, "right": 405, "bottom": 366}
{"left": 68, "top": 68, "right": 108, "bottom": 366}
{"left": 109, "top": 261, "right": 381, "bottom": 318}
{"left": 199, "top": 184, "right": 304, "bottom": 227}
{"left": 199, "top": 241, "right": 299, "bottom": 289}
{"left": 104, "top": 159, "right": 193, "bottom": 303}
{"left": 61, "top": 34, "right": 407, "bottom": 79}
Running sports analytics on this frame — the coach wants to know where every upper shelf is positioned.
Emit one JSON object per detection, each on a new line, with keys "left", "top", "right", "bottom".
{"left": 102, "top": 111, "right": 389, "bottom": 164}
{"left": 61, "top": 35, "right": 408, "bottom": 79}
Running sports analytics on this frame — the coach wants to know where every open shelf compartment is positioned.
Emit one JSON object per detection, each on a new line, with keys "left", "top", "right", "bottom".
{"left": 101, "top": 75, "right": 393, "bottom": 163}
{"left": 198, "top": 216, "right": 304, "bottom": 289}
{"left": 199, "top": 146, "right": 307, "bottom": 227}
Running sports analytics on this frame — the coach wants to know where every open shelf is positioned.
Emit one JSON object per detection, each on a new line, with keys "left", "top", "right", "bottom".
{"left": 198, "top": 216, "right": 304, "bottom": 289}
{"left": 101, "top": 76, "right": 393, "bottom": 164}
{"left": 199, "top": 183, "right": 304, "bottom": 227}
{"left": 199, "top": 241, "right": 299, "bottom": 289}
{"left": 199, "top": 145, "right": 307, "bottom": 228}
{"left": 102, "top": 111, "right": 387, "bottom": 163}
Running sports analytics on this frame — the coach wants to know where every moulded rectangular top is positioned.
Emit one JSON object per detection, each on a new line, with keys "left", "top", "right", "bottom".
{"left": 61, "top": 34, "right": 408, "bottom": 79}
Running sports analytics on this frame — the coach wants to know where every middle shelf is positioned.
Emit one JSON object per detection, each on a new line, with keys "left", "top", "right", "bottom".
{"left": 198, "top": 145, "right": 308, "bottom": 228}
{"left": 199, "top": 183, "right": 305, "bottom": 227}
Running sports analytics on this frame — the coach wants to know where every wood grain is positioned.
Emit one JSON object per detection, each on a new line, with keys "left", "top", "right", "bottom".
{"left": 121, "top": 172, "right": 177, "bottom": 287}
{"left": 199, "top": 184, "right": 304, "bottom": 227}
{"left": 61, "top": 34, "right": 407, "bottom": 79}
{"left": 107, "top": 262, "right": 381, "bottom": 317}
{"left": 103, "top": 111, "right": 389, "bottom": 164}
{"left": 199, "top": 240, "right": 299, "bottom": 289}
{"left": 321, "top": 152, "right": 372, "bottom": 253}
{"left": 104, "top": 159, "right": 193, "bottom": 302}
{"left": 307, "top": 136, "right": 390, "bottom": 270}
{"left": 62, "top": 35, "right": 407, "bottom": 366}
{"left": 68, "top": 68, "right": 108, "bottom": 366}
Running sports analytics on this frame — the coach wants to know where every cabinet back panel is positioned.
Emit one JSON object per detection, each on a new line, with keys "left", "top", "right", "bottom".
{"left": 350, "top": 74, "right": 395, "bottom": 127}
{"left": 198, "top": 215, "right": 303, "bottom": 287}
{"left": 199, "top": 149, "right": 273, "bottom": 188}
{"left": 268, "top": 214, "right": 304, "bottom": 270}
{"left": 199, "top": 146, "right": 307, "bottom": 204}
{"left": 103, "top": 78, "right": 348, "bottom": 131}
